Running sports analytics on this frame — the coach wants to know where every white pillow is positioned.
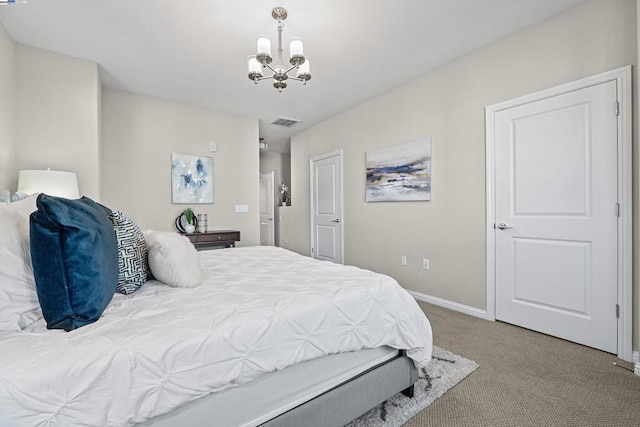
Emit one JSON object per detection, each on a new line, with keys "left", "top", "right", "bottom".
{"left": 0, "top": 195, "right": 42, "bottom": 330}
{"left": 143, "top": 230, "right": 202, "bottom": 288}
{"left": 8, "top": 193, "right": 38, "bottom": 216}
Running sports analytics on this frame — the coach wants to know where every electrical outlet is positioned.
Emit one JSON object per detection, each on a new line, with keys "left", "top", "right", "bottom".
{"left": 401, "top": 256, "right": 407, "bottom": 266}
{"left": 422, "top": 258, "right": 430, "bottom": 270}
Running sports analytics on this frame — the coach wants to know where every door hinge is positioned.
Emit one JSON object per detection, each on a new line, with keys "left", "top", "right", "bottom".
{"left": 615, "top": 203, "right": 620, "bottom": 217}
{"left": 616, "top": 304, "right": 620, "bottom": 318}
{"left": 615, "top": 101, "right": 619, "bottom": 116}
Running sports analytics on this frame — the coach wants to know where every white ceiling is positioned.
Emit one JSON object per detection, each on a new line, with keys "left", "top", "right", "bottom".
{"left": 0, "top": 0, "right": 587, "bottom": 153}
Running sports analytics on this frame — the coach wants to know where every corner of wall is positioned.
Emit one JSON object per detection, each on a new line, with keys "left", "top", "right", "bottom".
{"left": 0, "top": 22, "right": 16, "bottom": 191}
{"left": 13, "top": 44, "right": 101, "bottom": 200}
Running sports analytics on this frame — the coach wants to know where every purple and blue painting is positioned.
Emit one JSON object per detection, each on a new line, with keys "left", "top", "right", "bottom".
{"left": 171, "top": 153, "right": 213, "bottom": 204}
{"left": 366, "top": 138, "right": 431, "bottom": 202}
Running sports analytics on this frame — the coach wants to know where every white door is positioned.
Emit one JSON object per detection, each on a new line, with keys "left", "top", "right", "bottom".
{"left": 259, "top": 171, "right": 275, "bottom": 246}
{"left": 310, "top": 151, "right": 343, "bottom": 263}
{"left": 494, "top": 80, "right": 618, "bottom": 353}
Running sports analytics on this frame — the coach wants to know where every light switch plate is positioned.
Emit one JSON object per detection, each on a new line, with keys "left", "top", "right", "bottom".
{"left": 235, "top": 204, "right": 249, "bottom": 213}
{"left": 208, "top": 142, "right": 217, "bottom": 152}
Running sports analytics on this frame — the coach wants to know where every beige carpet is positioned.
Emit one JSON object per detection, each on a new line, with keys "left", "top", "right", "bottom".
{"left": 405, "top": 302, "right": 640, "bottom": 427}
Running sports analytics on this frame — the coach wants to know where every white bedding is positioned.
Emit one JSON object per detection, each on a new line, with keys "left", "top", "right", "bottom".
{"left": 0, "top": 246, "right": 432, "bottom": 426}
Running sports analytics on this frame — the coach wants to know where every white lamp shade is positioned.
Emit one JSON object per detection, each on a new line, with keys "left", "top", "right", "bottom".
{"left": 17, "top": 170, "right": 80, "bottom": 199}
{"left": 298, "top": 59, "right": 310, "bottom": 75}
{"left": 257, "top": 36, "right": 271, "bottom": 56}
{"left": 290, "top": 39, "right": 304, "bottom": 57}
{"left": 247, "top": 56, "right": 262, "bottom": 74}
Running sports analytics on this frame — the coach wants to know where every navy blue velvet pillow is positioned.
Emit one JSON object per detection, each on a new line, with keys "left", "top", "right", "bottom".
{"left": 30, "top": 195, "right": 119, "bottom": 331}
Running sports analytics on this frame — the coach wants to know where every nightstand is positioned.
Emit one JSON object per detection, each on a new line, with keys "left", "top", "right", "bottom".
{"left": 183, "top": 230, "right": 240, "bottom": 250}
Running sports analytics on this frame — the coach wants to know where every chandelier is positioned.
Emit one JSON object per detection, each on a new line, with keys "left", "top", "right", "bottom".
{"left": 247, "top": 7, "right": 311, "bottom": 92}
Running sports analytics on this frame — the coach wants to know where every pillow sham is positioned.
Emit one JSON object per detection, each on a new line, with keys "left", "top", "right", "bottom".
{"left": 109, "top": 211, "right": 149, "bottom": 295}
{"left": 0, "top": 197, "right": 42, "bottom": 331}
{"left": 144, "top": 230, "right": 202, "bottom": 288}
{"left": 30, "top": 195, "right": 119, "bottom": 331}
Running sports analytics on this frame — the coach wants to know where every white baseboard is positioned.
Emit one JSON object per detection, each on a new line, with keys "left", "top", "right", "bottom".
{"left": 410, "top": 291, "right": 639, "bottom": 374}
{"left": 408, "top": 290, "right": 487, "bottom": 319}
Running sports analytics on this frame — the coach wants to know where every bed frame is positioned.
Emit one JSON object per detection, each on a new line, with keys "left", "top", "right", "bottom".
{"left": 146, "top": 351, "right": 417, "bottom": 427}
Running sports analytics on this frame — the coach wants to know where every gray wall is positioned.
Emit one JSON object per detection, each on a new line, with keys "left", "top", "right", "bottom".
{"left": 101, "top": 89, "right": 261, "bottom": 246}
{"left": 14, "top": 45, "right": 101, "bottom": 200}
{"left": 0, "top": 33, "right": 99, "bottom": 197}
{"left": 285, "top": 0, "right": 636, "bottom": 315}
{"left": 260, "top": 150, "right": 291, "bottom": 205}
{"left": 0, "top": 28, "right": 261, "bottom": 247}
{"left": 260, "top": 150, "right": 291, "bottom": 245}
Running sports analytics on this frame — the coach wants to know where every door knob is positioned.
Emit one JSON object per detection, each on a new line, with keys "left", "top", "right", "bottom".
{"left": 496, "top": 222, "right": 512, "bottom": 230}
{"left": 331, "top": 218, "right": 340, "bottom": 223}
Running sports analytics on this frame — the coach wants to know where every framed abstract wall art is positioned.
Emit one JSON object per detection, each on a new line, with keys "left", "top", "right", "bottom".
{"left": 365, "top": 138, "right": 432, "bottom": 202}
{"left": 171, "top": 153, "right": 214, "bottom": 204}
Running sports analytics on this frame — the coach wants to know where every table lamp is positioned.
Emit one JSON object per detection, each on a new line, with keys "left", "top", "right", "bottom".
{"left": 17, "top": 169, "right": 80, "bottom": 199}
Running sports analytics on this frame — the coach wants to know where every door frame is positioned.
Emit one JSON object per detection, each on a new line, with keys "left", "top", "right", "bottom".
{"left": 259, "top": 171, "right": 275, "bottom": 246}
{"left": 485, "top": 66, "right": 632, "bottom": 361}
{"left": 309, "top": 150, "right": 344, "bottom": 264}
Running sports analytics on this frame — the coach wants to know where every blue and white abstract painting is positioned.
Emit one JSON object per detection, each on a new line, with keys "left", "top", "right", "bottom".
{"left": 366, "top": 138, "right": 431, "bottom": 202}
{"left": 171, "top": 153, "right": 213, "bottom": 204}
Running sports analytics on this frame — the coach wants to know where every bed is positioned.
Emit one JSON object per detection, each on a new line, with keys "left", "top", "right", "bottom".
{"left": 0, "top": 194, "right": 433, "bottom": 426}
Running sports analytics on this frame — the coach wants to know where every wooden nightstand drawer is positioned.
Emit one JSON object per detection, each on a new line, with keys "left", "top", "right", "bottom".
{"left": 183, "top": 230, "right": 240, "bottom": 250}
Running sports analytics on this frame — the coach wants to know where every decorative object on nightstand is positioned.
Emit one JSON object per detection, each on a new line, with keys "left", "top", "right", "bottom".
{"left": 175, "top": 208, "right": 198, "bottom": 234}
{"left": 280, "top": 182, "right": 290, "bottom": 206}
{"left": 184, "top": 230, "right": 240, "bottom": 250}
{"left": 196, "top": 213, "right": 207, "bottom": 233}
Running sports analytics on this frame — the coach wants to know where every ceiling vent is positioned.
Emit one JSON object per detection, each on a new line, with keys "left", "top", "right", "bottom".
{"left": 271, "top": 117, "right": 300, "bottom": 128}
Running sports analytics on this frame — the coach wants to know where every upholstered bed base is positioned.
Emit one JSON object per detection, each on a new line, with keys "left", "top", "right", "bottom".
{"left": 262, "top": 352, "right": 418, "bottom": 427}
{"left": 145, "top": 351, "right": 418, "bottom": 427}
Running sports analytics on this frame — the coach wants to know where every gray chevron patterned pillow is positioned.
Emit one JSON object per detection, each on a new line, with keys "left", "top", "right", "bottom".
{"left": 109, "top": 211, "right": 149, "bottom": 294}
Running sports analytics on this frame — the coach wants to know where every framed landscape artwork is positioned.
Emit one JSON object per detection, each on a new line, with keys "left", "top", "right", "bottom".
{"left": 366, "top": 138, "right": 432, "bottom": 202}
{"left": 171, "top": 153, "right": 214, "bottom": 204}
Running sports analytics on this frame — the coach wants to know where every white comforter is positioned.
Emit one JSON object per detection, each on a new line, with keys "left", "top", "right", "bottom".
{"left": 0, "top": 246, "right": 432, "bottom": 426}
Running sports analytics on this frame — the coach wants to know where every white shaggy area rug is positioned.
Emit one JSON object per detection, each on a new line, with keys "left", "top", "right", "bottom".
{"left": 347, "top": 346, "right": 479, "bottom": 427}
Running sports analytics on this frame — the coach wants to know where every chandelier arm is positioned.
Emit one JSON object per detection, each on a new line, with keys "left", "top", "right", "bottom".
{"left": 283, "top": 64, "right": 298, "bottom": 75}
{"left": 263, "top": 63, "right": 278, "bottom": 74}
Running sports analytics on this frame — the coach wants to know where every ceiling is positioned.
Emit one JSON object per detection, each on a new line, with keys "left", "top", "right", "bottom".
{"left": 0, "top": 0, "right": 587, "bottom": 153}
